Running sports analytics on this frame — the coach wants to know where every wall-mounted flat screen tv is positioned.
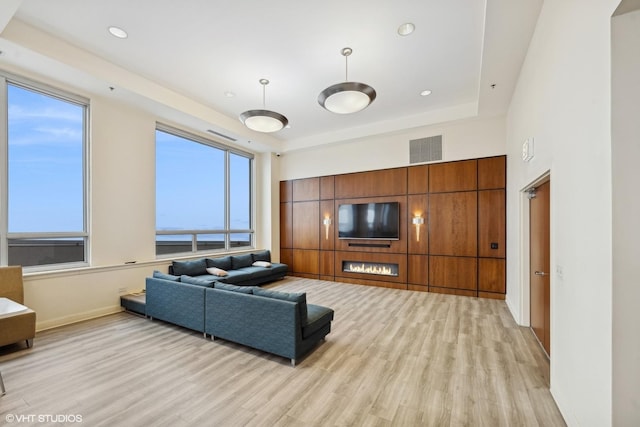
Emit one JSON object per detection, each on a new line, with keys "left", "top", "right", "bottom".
{"left": 338, "top": 202, "right": 400, "bottom": 240}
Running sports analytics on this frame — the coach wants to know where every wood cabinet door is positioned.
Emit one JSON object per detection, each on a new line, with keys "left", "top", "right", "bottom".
{"left": 292, "top": 201, "right": 319, "bottom": 249}
{"left": 429, "top": 192, "right": 477, "bottom": 257}
{"left": 478, "top": 189, "right": 506, "bottom": 258}
{"left": 478, "top": 258, "right": 505, "bottom": 293}
{"left": 478, "top": 156, "right": 506, "bottom": 190}
{"left": 429, "top": 160, "right": 477, "bottom": 193}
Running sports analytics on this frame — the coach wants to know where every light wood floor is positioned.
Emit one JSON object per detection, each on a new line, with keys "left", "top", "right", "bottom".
{"left": 0, "top": 277, "right": 565, "bottom": 426}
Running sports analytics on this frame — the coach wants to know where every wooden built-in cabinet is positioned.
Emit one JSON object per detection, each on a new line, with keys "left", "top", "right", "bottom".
{"left": 280, "top": 155, "right": 506, "bottom": 299}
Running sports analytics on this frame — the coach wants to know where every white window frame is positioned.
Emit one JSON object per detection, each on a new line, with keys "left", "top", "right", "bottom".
{"left": 155, "top": 123, "right": 254, "bottom": 257}
{"left": 0, "top": 72, "right": 90, "bottom": 271}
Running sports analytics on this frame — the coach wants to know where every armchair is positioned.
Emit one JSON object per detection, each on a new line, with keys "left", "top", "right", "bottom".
{"left": 0, "top": 266, "right": 36, "bottom": 348}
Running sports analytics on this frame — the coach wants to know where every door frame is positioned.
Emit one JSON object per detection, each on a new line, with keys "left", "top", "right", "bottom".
{"left": 520, "top": 171, "right": 550, "bottom": 328}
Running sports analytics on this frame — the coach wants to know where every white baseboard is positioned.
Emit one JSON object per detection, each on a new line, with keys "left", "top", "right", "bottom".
{"left": 36, "top": 305, "right": 122, "bottom": 331}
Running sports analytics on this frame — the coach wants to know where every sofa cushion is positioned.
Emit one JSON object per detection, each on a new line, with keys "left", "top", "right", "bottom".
{"left": 270, "top": 263, "right": 288, "bottom": 275}
{"left": 206, "top": 267, "right": 229, "bottom": 277}
{"left": 252, "top": 250, "right": 272, "bottom": 262}
{"left": 302, "top": 304, "right": 334, "bottom": 339}
{"left": 237, "top": 266, "right": 273, "bottom": 279}
{"left": 172, "top": 259, "right": 207, "bottom": 276}
{"left": 253, "top": 288, "right": 307, "bottom": 323}
{"left": 214, "top": 282, "right": 254, "bottom": 294}
{"left": 153, "top": 270, "right": 181, "bottom": 281}
{"left": 180, "top": 275, "right": 215, "bottom": 287}
{"left": 231, "top": 253, "right": 254, "bottom": 269}
{"left": 206, "top": 256, "right": 232, "bottom": 271}
{"left": 218, "top": 270, "right": 252, "bottom": 285}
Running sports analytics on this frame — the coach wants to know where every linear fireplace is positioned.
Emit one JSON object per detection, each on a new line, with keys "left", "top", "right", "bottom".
{"left": 342, "top": 261, "right": 399, "bottom": 277}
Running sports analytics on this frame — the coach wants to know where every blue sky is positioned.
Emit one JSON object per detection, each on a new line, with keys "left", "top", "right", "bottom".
{"left": 8, "top": 83, "right": 251, "bottom": 236}
{"left": 8, "top": 84, "right": 84, "bottom": 233}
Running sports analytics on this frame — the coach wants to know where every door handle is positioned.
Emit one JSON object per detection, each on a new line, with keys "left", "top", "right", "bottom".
{"left": 534, "top": 271, "right": 548, "bottom": 276}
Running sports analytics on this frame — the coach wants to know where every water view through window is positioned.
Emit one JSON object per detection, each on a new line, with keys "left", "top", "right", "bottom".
{"left": 5, "top": 81, "right": 87, "bottom": 267}
{"left": 155, "top": 127, "right": 253, "bottom": 255}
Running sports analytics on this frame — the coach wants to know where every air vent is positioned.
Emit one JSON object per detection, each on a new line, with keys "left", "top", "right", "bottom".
{"left": 410, "top": 135, "right": 442, "bottom": 163}
{"left": 207, "top": 129, "right": 237, "bottom": 142}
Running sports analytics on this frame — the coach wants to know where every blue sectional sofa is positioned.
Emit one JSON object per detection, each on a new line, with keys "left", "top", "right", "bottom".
{"left": 168, "top": 250, "right": 288, "bottom": 286}
{"left": 144, "top": 251, "right": 334, "bottom": 364}
{"left": 205, "top": 286, "right": 334, "bottom": 366}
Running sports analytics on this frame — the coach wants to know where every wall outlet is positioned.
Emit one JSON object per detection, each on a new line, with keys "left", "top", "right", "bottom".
{"left": 556, "top": 265, "right": 564, "bottom": 281}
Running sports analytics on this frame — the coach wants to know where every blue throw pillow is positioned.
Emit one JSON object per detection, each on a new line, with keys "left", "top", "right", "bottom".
{"left": 152, "top": 270, "right": 180, "bottom": 281}
{"left": 253, "top": 288, "right": 307, "bottom": 323}
{"left": 206, "top": 256, "right": 232, "bottom": 271}
{"left": 252, "top": 250, "right": 271, "bottom": 262}
{"left": 172, "top": 259, "right": 207, "bottom": 276}
{"left": 231, "top": 253, "right": 254, "bottom": 269}
{"left": 180, "top": 275, "right": 215, "bottom": 287}
{"left": 214, "top": 282, "right": 254, "bottom": 294}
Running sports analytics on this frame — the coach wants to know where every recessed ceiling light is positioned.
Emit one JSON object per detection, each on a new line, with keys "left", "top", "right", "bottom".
{"left": 108, "top": 26, "right": 128, "bottom": 39}
{"left": 224, "top": 91, "right": 235, "bottom": 98}
{"left": 398, "top": 23, "right": 415, "bottom": 36}
{"left": 420, "top": 89, "right": 432, "bottom": 96}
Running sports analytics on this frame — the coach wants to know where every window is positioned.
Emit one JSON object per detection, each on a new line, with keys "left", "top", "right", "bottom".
{"left": 155, "top": 125, "right": 253, "bottom": 255}
{"left": 0, "top": 74, "right": 89, "bottom": 269}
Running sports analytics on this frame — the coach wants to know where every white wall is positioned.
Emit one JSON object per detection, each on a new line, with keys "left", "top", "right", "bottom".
{"left": 278, "top": 116, "right": 506, "bottom": 180}
{"left": 612, "top": 8, "right": 640, "bottom": 425}
{"left": 505, "top": 1, "right": 618, "bottom": 425}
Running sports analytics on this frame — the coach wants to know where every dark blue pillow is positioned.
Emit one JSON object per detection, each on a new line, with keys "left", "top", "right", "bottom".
{"left": 214, "top": 282, "right": 254, "bottom": 294}
{"left": 152, "top": 270, "right": 180, "bottom": 281}
{"left": 180, "top": 275, "right": 215, "bottom": 287}
{"left": 253, "top": 288, "right": 307, "bottom": 323}
{"left": 172, "top": 259, "right": 207, "bottom": 276}
{"left": 252, "top": 250, "right": 271, "bottom": 262}
{"left": 231, "top": 253, "right": 254, "bottom": 269}
{"left": 206, "top": 256, "right": 232, "bottom": 271}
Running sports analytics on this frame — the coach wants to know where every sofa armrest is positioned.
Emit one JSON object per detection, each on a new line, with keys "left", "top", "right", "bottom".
{"left": 205, "top": 288, "right": 301, "bottom": 359}
{"left": 145, "top": 277, "right": 205, "bottom": 332}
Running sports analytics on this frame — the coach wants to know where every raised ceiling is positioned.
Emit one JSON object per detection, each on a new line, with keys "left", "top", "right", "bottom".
{"left": 0, "top": 0, "right": 542, "bottom": 153}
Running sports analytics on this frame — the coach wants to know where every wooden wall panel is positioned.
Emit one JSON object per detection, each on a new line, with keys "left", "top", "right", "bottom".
{"left": 292, "top": 201, "right": 319, "bottom": 249}
{"left": 335, "top": 168, "right": 407, "bottom": 199}
{"left": 478, "top": 258, "right": 505, "bottom": 294}
{"left": 408, "top": 255, "right": 428, "bottom": 286}
{"left": 478, "top": 156, "right": 506, "bottom": 190}
{"left": 429, "top": 160, "right": 477, "bottom": 193}
{"left": 429, "top": 256, "right": 477, "bottom": 291}
{"left": 293, "top": 177, "right": 320, "bottom": 201}
{"left": 478, "top": 189, "right": 506, "bottom": 258}
{"left": 280, "top": 180, "right": 293, "bottom": 202}
{"left": 280, "top": 156, "right": 506, "bottom": 298}
{"left": 408, "top": 194, "right": 428, "bottom": 254}
{"left": 408, "top": 165, "right": 428, "bottom": 194}
{"left": 320, "top": 251, "right": 335, "bottom": 276}
{"left": 280, "top": 202, "right": 292, "bottom": 248}
{"left": 280, "top": 248, "right": 293, "bottom": 269}
{"left": 293, "top": 250, "right": 319, "bottom": 275}
{"left": 320, "top": 176, "right": 335, "bottom": 200}
{"left": 429, "top": 192, "right": 477, "bottom": 257}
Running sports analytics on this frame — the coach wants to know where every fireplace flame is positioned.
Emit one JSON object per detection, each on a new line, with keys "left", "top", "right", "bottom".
{"left": 344, "top": 262, "right": 397, "bottom": 276}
